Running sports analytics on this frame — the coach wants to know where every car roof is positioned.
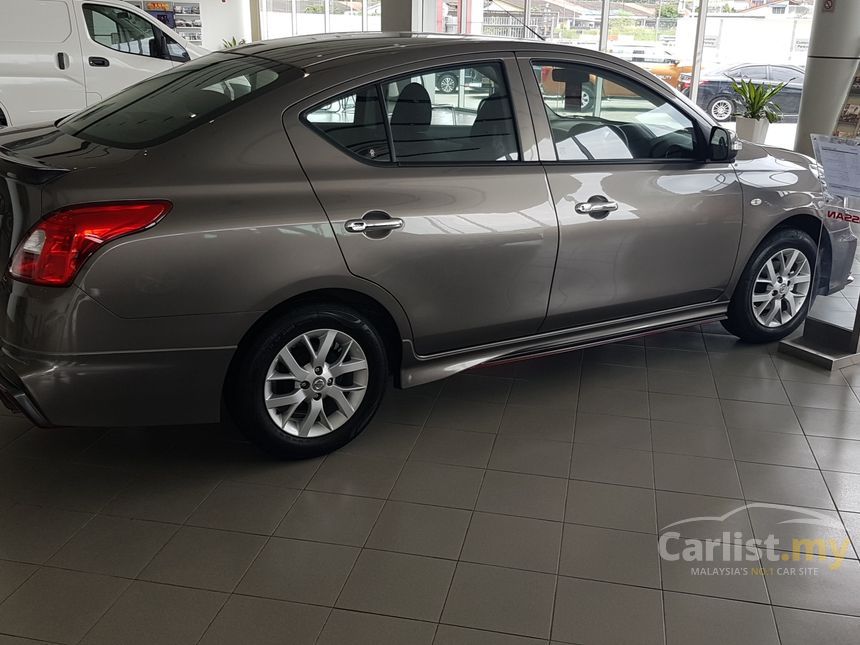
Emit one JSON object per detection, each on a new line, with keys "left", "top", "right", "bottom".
{"left": 231, "top": 31, "right": 600, "bottom": 70}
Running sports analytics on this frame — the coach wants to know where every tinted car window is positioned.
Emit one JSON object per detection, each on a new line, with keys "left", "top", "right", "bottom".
{"left": 83, "top": 3, "right": 160, "bottom": 57}
{"left": 770, "top": 66, "right": 801, "bottom": 83}
{"left": 59, "top": 53, "right": 294, "bottom": 148}
{"left": 306, "top": 87, "right": 390, "bottom": 162}
{"left": 733, "top": 65, "right": 768, "bottom": 80}
{"left": 533, "top": 62, "right": 697, "bottom": 161}
{"left": 382, "top": 63, "right": 519, "bottom": 162}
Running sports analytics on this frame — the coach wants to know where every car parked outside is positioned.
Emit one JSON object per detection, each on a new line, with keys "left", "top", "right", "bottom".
{"left": 679, "top": 63, "right": 804, "bottom": 122}
{"left": 0, "top": 34, "right": 853, "bottom": 458}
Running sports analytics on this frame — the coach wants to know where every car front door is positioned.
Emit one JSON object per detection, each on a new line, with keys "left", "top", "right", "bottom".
{"left": 75, "top": 2, "right": 178, "bottom": 104}
{"left": 285, "top": 56, "right": 559, "bottom": 355}
{"left": 521, "top": 54, "right": 744, "bottom": 330}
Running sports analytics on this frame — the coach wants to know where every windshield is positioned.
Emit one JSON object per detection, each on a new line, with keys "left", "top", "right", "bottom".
{"left": 59, "top": 52, "right": 299, "bottom": 148}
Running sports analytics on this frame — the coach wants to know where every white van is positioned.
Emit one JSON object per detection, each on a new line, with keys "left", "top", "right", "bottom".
{"left": 0, "top": 0, "right": 208, "bottom": 127}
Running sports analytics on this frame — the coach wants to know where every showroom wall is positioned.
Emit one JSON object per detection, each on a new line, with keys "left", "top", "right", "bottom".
{"left": 200, "top": 0, "right": 253, "bottom": 51}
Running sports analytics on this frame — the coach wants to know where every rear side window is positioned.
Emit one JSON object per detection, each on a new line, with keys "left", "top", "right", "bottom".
{"left": 59, "top": 53, "right": 296, "bottom": 148}
{"left": 304, "top": 61, "right": 520, "bottom": 164}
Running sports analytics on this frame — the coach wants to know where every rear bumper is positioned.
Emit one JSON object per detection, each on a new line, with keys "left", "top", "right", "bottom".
{"left": 0, "top": 343, "right": 234, "bottom": 427}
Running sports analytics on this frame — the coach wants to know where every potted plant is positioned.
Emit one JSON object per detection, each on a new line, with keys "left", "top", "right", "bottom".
{"left": 730, "top": 77, "right": 789, "bottom": 143}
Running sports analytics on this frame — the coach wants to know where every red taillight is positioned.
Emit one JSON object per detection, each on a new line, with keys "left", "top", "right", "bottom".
{"left": 9, "top": 201, "right": 171, "bottom": 287}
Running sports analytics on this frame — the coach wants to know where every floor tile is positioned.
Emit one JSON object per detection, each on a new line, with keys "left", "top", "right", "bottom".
{"left": 498, "top": 405, "right": 576, "bottom": 442}
{"left": 80, "top": 581, "right": 224, "bottom": 645}
{"left": 17, "top": 463, "right": 131, "bottom": 514}
{"left": 102, "top": 473, "right": 220, "bottom": 523}
{"left": 807, "top": 436, "right": 860, "bottom": 473}
{"left": 570, "top": 444, "right": 653, "bottom": 488}
{"left": 583, "top": 344, "right": 646, "bottom": 368}
{"left": 709, "top": 352, "right": 779, "bottom": 379}
{"left": 236, "top": 537, "right": 358, "bottom": 605}
{"left": 565, "top": 480, "right": 656, "bottom": 534}
{"left": 654, "top": 453, "right": 742, "bottom": 498}
{"left": 48, "top": 515, "right": 176, "bottom": 578}
{"left": 578, "top": 386, "right": 649, "bottom": 419}
{"left": 367, "top": 501, "right": 471, "bottom": 559}
{"left": 391, "top": 460, "right": 484, "bottom": 510}
{"left": 488, "top": 435, "right": 571, "bottom": 478}
{"left": 307, "top": 453, "right": 402, "bottom": 499}
{"left": 0, "top": 418, "right": 34, "bottom": 451}
{"left": 843, "top": 511, "right": 860, "bottom": 550}
{"left": 426, "top": 398, "right": 505, "bottom": 433}
{"left": 646, "top": 330, "right": 706, "bottom": 351}
{"left": 646, "top": 347, "right": 711, "bottom": 373}
{"left": 336, "top": 549, "right": 455, "bottom": 621}
{"left": 186, "top": 481, "right": 298, "bottom": 534}
{"left": 647, "top": 368, "right": 717, "bottom": 398}
{"left": 664, "top": 591, "right": 780, "bottom": 645}
{"left": 410, "top": 427, "right": 495, "bottom": 468}
{"left": 442, "top": 562, "right": 555, "bottom": 639}
{"left": 0, "top": 568, "right": 129, "bottom": 645}
{"left": 649, "top": 392, "right": 724, "bottom": 427}
{"left": 715, "top": 374, "right": 789, "bottom": 404}
{"left": 461, "top": 512, "right": 562, "bottom": 574}
{"left": 0, "top": 504, "right": 92, "bottom": 564}
{"left": 660, "top": 553, "right": 770, "bottom": 603}
{"left": 747, "top": 504, "right": 856, "bottom": 559}
{"left": 226, "top": 455, "right": 324, "bottom": 490}
{"left": 737, "top": 462, "right": 834, "bottom": 509}
{"left": 476, "top": 470, "right": 567, "bottom": 521}
{"left": 339, "top": 421, "right": 421, "bottom": 461}
{"left": 507, "top": 375, "right": 580, "bottom": 410}
{"left": 275, "top": 490, "right": 384, "bottom": 546}
{"left": 439, "top": 373, "right": 513, "bottom": 404}
{"left": 765, "top": 556, "right": 860, "bottom": 616}
{"left": 317, "top": 610, "right": 436, "bottom": 645}
{"left": 775, "top": 355, "right": 849, "bottom": 385}
{"left": 651, "top": 421, "right": 733, "bottom": 459}
{"left": 580, "top": 363, "right": 647, "bottom": 391}
{"left": 5, "top": 427, "right": 105, "bottom": 459}
{"left": 0, "top": 561, "right": 36, "bottom": 604}
{"left": 573, "top": 413, "right": 651, "bottom": 451}
{"left": 552, "top": 576, "right": 664, "bottom": 645}
{"left": 773, "top": 606, "right": 860, "bottom": 645}
{"left": 728, "top": 428, "right": 817, "bottom": 468}
{"left": 199, "top": 595, "right": 328, "bottom": 645}
{"left": 559, "top": 523, "right": 660, "bottom": 588}
{"left": 656, "top": 491, "right": 753, "bottom": 541}
{"left": 376, "top": 390, "right": 435, "bottom": 426}
{"left": 720, "top": 400, "right": 802, "bottom": 434}
{"left": 782, "top": 381, "right": 860, "bottom": 411}
{"left": 434, "top": 624, "right": 545, "bottom": 645}
{"left": 823, "top": 470, "right": 860, "bottom": 512}
{"left": 139, "top": 526, "right": 266, "bottom": 592}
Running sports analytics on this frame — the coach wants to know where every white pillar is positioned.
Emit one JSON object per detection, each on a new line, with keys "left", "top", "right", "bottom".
{"left": 794, "top": 0, "right": 860, "bottom": 155}
{"left": 199, "top": 0, "right": 252, "bottom": 51}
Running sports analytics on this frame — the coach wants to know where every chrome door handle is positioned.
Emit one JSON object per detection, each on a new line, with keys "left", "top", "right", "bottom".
{"left": 574, "top": 200, "right": 618, "bottom": 215}
{"left": 344, "top": 218, "right": 404, "bottom": 233}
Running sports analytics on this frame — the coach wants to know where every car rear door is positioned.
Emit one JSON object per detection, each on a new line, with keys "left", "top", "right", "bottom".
{"left": 520, "top": 53, "right": 744, "bottom": 330}
{"left": 769, "top": 66, "right": 803, "bottom": 115}
{"left": 284, "top": 54, "right": 559, "bottom": 356}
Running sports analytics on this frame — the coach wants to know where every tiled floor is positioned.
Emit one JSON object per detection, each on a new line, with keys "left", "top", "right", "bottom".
{"left": 3, "top": 322, "right": 860, "bottom": 644}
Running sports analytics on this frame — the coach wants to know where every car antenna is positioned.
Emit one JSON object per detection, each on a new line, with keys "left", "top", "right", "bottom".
{"left": 487, "top": 1, "right": 545, "bottom": 41}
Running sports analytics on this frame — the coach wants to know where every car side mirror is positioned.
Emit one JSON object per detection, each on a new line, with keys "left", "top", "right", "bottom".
{"left": 709, "top": 126, "right": 740, "bottom": 162}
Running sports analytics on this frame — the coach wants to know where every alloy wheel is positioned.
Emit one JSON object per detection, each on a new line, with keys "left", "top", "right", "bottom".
{"left": 439, "top": 75, "right": 457, "bottom": 93}
{"left": 710, "top": 98, "right": 734, "bottom": 121}
{"left": 752, "top": 248, "right": 812, "bottom": 328}
{"left": 263, "top": 329, "right": 369, "bottom": 438}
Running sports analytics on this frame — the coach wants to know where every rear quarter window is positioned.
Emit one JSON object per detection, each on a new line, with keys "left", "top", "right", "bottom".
{"left": 58, "top": 53, "right": 299, "bottom": 148}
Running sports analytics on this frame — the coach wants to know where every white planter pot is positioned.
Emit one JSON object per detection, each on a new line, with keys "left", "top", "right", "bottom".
{"left": 736, "top": 116, "right": 769, "bottom": 144}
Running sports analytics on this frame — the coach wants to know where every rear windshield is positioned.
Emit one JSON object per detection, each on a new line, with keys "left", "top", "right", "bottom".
{"left": 58, "top": 52, "right": 298, "bottom": 148}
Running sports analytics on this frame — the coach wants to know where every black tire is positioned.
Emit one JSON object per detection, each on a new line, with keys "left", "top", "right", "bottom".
{"left": 227, "top": 304, "right": 388, "bottom": 459}
{"left": 581, "top": 85, "right": 596, "bottom": 111}
{"left": 436, "top": 72, "right": 458, "bottom": 94}
{"left": 722, "top": 228, "right": 818, "bottom": 343}
{"left": 707, "top": 95, "right": 736, "bottom": 122}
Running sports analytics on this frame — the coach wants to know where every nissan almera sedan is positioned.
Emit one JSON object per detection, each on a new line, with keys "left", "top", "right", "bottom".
{"left": 0, "top": 33, "right": 854, "bottom": 458}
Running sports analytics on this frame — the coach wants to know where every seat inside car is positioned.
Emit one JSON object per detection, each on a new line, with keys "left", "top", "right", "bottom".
{"left": 470, "top": 91, "right": 518, "bottom": 160}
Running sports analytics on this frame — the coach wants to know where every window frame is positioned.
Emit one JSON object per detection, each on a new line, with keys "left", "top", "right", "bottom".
{"left": 523, "top": 56, "right": 711, "bottom": 166}
{"left": 300, "top": 58, "right": 526, "bottom": 167}
{"left": 82, "top": 2, "right": 176, "bottom": 62}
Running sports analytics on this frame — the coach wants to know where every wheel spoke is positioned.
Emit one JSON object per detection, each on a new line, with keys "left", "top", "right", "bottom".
{"left": 765, "top": 259, "right": 778, "bottom": 283}
{"left": 763, "top": 301, "right": 781, "bottom": 326}
{"left": 298, "top": 398, "right": 323, "bottom": 437}
{"left": 329, "top": 387, "right": 355, "bottom": 417}
{"left": 792, "top": 273, "right": 811, "bottom": 284}
{"left": 278, "top": 346, "right": 309, "bottom": 380}
{"left": 785, "top": 250, "right": 800, "bottom": 275}
{"left": 315, "top": 330, "right": 338, "bottom": 367}
{"left": 752, "top": 292, "right": 772, "bottom": 303}
{"left": 784, "top": 293, "right": 798, "bottom": 317}
{"left": 265, "top": 390, "right": 305, "bottom": 409}
{"left": 280, "top": 402, "right": 302, "bottom": 429}
{"left": 330, "top": 359, "right": 368, "bottom": 377}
